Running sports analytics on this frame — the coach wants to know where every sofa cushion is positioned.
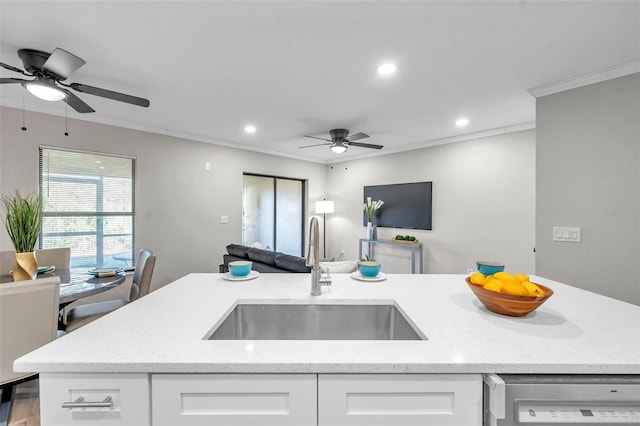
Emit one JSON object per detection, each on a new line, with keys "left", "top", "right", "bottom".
{"left": 247, "top": 247, "right": 277, "bottom": 266}
{"left": 274, "top": 253, "right": 311, "bottom": 273}
{"left": 226, "top": 244, "right": 249, "bottom": 259}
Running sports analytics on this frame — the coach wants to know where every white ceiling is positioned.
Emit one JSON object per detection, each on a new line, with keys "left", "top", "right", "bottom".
{"left": 1, "top": 1, "right": 639, "bottom": 163}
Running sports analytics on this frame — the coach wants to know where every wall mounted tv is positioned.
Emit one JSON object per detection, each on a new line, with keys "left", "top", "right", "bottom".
{"left": 363, "top": 182, "right": 432, "bottom": 230}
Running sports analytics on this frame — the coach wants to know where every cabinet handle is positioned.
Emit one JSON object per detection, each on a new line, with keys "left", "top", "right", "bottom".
{"left": 62, "top": 396, "right": 113, "bottom": 409}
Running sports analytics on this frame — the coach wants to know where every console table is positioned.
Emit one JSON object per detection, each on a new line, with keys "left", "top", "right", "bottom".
{"left": 358, "top": 238, "right": 424, "bottom": 274}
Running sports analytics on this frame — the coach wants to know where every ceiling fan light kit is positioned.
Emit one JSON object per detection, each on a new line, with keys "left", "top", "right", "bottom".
{"left": 331, "top": 142, "right": 347, "bottom": 154}
{"left": 23, "top": 80, "right": 66, "bottom": 101}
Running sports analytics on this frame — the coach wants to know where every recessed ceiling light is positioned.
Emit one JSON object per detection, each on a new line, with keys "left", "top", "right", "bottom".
{"left": 244, "top": 125, "right": 256, "bottom": 134}
{"left": 455, "top": 118, "right": 470, "bottom": 127}
{"left": 377, "top": 63, "right": 397, "bottom": 75}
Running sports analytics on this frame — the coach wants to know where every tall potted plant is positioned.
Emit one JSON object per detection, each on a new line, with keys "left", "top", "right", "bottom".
{"left": 1, "top": 191, "right": 44, "bottom": 280}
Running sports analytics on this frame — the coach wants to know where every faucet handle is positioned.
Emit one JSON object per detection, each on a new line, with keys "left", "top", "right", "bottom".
{"left": 320, "top": 267, "right": 332, "bottom": 286}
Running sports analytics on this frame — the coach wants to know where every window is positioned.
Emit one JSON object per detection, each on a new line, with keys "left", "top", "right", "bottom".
{"left": 39, "top": 147, "right": 136, "bottom": 268}
{"left": 242, "top": 174, "right": 305, "bottom": 256}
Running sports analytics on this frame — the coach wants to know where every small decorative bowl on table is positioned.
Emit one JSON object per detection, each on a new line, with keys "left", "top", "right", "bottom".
{"left": 228, "top": 260, "right": 252, "bottom": 277}
{"left": 465, "top": 277, "right": 553, "bottom": 317}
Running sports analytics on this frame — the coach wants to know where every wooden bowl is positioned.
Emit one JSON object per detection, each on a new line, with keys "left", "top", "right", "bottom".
{"left": 465, "top": 277, "right": 553, "bottom": 317}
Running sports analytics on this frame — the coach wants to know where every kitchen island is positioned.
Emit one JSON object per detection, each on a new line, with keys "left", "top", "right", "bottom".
{"left": 15, "top": 273, "right": 640, "bottom": 425}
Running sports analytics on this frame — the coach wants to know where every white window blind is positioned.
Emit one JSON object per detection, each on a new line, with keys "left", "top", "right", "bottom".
{"left": 39, "top": 147, "right": 136, "bottom": 268}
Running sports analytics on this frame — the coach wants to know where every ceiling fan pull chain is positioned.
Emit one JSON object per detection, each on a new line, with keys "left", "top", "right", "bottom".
{"left": 21, "top": 87, "right": 27, "bottom": 131}
{"left": 64, "top": 101, "right": 69, "bottom": 136}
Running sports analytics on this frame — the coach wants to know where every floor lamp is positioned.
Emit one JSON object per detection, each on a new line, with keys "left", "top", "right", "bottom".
{"left": 315, "top": 200, "right": 334, "bottom": 259}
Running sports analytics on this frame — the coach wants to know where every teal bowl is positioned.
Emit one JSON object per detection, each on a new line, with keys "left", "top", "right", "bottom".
{"left": 358, "top": 261, "right": 381, "bottom": 278}
{"left": 476, "top": 261, "right": 505, "bottom": 276}
{"left": 228, "top": 260, "right": 252, "bottom": 277}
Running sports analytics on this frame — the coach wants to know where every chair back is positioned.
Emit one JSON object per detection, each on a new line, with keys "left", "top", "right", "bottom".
{"left": 129, "top": 249, "right": 156, "bottom": 301}
{"left": 35, "top": 247, "right": 71, "bottom": 269}
{"left": 0, "top": 276, "right": 60, "bottom": 385}
{"left": 0, "top": 250, "right": 16, "bottom": 275}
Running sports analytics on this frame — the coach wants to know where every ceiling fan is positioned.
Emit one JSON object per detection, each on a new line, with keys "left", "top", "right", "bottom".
{"left": 0, "top": 47, "right": 150, "bottom": 113}
{"left": 300, "top": 129, "right": 383, "bottom": 153}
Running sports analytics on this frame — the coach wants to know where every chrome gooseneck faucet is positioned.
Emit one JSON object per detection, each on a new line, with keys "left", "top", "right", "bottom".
{"left": 306, "top": 216, "right": 331, "bottom": 296}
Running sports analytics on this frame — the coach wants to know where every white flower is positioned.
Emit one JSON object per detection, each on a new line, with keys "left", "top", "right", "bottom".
{"left": 362, "top": 198, "right": 384, "bottom": 222}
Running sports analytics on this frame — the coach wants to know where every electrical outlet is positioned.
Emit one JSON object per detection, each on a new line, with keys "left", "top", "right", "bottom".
{"left": 220, "top": 215, "right": 229, "bottom": 224}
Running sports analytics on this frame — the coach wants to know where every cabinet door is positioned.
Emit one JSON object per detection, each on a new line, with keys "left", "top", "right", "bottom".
{"left": 318, "top": 374, "right": 482, "bottom": 426}
{"left": 39, "top": 373, "right": 151, "bottom": 426}
{"left": 152, "top": 373, "right": 316, "bottom": 426}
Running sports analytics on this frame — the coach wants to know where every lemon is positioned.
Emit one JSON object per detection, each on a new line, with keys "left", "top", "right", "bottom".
{"left": 493, "top": 271, "right": 516, "bottom": 282}
{"left": 469, "top": 272, "right": 486, "bottom": 285}
{"left": 483, "top": 279, "right": 502, "bottom": 293}
{"left": 522, "top": 281, "right": 545, "bottom": 296}
{"left": 501, "top": 281, "right": 529, "bottom": 296}
{"left": 514, "top": 273, "right": 529, "bottom": 282}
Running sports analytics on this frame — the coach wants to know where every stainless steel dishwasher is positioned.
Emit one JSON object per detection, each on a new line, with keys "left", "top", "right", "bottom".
{"left": 483, "top": 374, "right": 640, "bottom": 425}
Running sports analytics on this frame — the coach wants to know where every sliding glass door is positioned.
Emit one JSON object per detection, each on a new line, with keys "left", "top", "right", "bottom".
{"left": 242, "top": 174, "right": 304, "bottom": 256}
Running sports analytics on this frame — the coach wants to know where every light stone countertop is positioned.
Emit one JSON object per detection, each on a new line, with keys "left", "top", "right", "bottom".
{"left": 15, "top": 273, "right": 640, "bottom": 374}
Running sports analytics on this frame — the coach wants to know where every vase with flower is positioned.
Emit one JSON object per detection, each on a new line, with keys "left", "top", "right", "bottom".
{"left": 362, "top": 197, "right": 383, "bottom": 240}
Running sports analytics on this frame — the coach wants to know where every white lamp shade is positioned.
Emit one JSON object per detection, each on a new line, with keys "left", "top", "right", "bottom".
{"left": 330, "top": 144, "right": 347, "bottom": 154}
{"left": 25, "top": 81, "right": 66, "bottom": 101}
{"left": 315, "top": 200, "right": 335, "bottom": 214}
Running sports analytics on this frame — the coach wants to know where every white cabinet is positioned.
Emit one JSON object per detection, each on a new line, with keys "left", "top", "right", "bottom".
{"left": 318, "top": 374, "right": 482, "bottom": 426}
{"left": 39, "top": 372, "right": 481, "bottom": 425}
{"left": 39, "top": 373, "right": 151, "bottom": 426}
{"left": 151, "top": 373, "right": 317, "bottom": 426}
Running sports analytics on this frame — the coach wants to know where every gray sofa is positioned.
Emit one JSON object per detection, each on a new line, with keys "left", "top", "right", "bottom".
{"left": 220, "top": 244, "right": 311, "bottom": 273}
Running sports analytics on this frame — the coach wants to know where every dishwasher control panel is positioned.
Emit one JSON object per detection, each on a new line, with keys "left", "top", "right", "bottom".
{"left": 484, "top": 374, "right": 640, "bottom": 426}
{"left": 518, "top": 403, "right": 640, "bottom": 423}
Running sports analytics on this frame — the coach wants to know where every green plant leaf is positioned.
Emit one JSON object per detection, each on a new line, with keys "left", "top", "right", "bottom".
{"left": 1, "top": 191, "right": 43, "bottom": 253}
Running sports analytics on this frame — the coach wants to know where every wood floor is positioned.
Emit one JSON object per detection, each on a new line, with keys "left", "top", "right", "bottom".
{"left": 0, "top": 378, "right": 40, "bottom": 426}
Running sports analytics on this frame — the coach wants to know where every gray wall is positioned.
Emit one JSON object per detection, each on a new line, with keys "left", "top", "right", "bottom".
{"left": 326, "top": 130, "right": 536, "bottom": 275}
{"left": 536, "top": 73, "right": 640, "bottom": 305}
{"left": 0, "top": 106, "right": 328, "bottom": 289}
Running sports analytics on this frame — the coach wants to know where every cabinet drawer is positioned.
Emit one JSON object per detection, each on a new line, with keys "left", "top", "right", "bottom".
{"left": 152, "top": 373, "right": 316, "bottom": 426}
{"left": 318, "top": 373, "right": 482, "bottom": 426}
{"left": 39, "top": 373, "right": 151, "bottom": 426}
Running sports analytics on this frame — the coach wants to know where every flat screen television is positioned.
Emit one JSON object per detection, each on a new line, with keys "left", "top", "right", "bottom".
{"left": 363, "top": 182, "right": 432, "bottom": 230}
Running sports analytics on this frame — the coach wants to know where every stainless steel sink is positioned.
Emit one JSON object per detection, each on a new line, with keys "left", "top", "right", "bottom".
{"left": 206, "top": 302, "right": 426, "bottom": 340}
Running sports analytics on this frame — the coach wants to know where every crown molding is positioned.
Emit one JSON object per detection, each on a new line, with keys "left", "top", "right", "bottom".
{"left": 528, "top": 60, "right": 640, "bottom": 98}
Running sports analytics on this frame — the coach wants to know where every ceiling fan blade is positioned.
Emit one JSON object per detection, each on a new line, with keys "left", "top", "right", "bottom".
{"left": 0, "top": 77, "right": 28, "bottom": 84}
{"left": 346, "top": 132, "right": 369, "bottom": 142}
{"left": 42, "top": 48, "right": 85, "bottom": 80}
{"left": 348, "top": 141, "right": 384, "bottom": 150}
{"left": 0, "top": 62, "right": 29, "bottom": 76}
{"left": 70, "top": 82, "right": 150, "bottom": 107}
{"left": 303, "top": 135, "right": 332, "bottom": 142}
{"left": 61, "top": 89, "right": 95, "bottom": 113}
{"left": 299, "top": 142, "right": 332, "bottom": 149}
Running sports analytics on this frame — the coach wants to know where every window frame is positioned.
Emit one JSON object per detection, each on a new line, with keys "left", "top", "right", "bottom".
{"left": 38, "top": 146, "right": 136, "bottom": 268}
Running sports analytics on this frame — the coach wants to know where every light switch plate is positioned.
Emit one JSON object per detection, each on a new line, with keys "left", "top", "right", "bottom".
{"left": 220, "top": 215, "right": 229, "bottom": 224}
{"left": 552, "top": 226, "right": 581, "bottom": 243}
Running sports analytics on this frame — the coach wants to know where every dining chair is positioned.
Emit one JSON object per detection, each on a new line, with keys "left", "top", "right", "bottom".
{"left": 0, "top": 277, "right": 60, "bottom": 388}
{"left": 0, "top": 250, "right": 16, "bottom": 275}
{"left": 34, "top": 247, "right": 71, "bottom": 269}
{"left": 63, "top": 249, "right": 156, "bottom": 332}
